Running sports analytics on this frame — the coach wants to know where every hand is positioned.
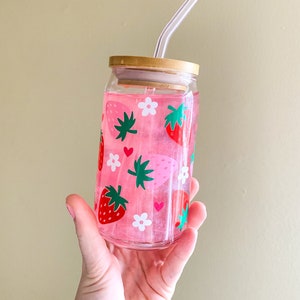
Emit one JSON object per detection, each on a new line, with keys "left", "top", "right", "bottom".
{"left": 66, "top": 178, "right": 206, "bottom": 300}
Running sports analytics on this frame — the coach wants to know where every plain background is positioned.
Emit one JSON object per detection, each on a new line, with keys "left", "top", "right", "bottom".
{"left": 1, "top": 0, "right": 300, "bottom": 299}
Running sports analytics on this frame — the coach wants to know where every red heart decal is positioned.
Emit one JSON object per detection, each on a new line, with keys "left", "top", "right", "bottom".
{"left": 124, "top": 147, "right": 133, "bottom": 157}
{"left": 154, "top": 202, "right": 164, "bottom": 212}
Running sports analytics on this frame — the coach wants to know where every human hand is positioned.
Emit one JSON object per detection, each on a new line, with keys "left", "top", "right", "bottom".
{"left": 66, "top": 178, "right": 206, "bottom": 300}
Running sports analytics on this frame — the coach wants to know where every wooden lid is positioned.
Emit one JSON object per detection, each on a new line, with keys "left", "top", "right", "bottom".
{"left": 109, "top": 56, "right": 199, "bottom": 75}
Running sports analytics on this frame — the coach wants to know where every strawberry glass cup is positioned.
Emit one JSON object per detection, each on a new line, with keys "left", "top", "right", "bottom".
{"left": 94, "top": 56, "right": 199, "bottom": 249}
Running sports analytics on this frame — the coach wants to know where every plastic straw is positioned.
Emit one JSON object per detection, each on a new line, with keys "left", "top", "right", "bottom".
{"left": 153, "top": 0, "right": 198, "bottom": 58}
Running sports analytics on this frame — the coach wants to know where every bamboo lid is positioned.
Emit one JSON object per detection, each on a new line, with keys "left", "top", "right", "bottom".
{"left": 109, "top": 56, "right": 199, "bottom": 76}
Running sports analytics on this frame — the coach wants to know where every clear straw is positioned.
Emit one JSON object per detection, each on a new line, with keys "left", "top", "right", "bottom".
{"left": 154, "top": 0, "right": 198, "bottom": 58}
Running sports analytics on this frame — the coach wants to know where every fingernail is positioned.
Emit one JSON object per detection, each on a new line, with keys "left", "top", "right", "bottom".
{"left": 66, "top": 204, "right": 75, "bottom": 220}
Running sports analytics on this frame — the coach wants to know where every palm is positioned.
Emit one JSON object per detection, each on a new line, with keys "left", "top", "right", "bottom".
{"left": 66, "top": 179, "right": 206, "bottom": 300}
{"left": 111, "top": 246, "right": 174, "bottom": 299}
{"left": 107, "top": 200, "right": 203, "bottom": 300}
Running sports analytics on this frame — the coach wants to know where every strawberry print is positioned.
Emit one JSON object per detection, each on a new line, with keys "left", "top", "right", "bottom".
{"left": 164, "top": 103, "right": 188, "bottom": 145}
{"left": 98, "top": 185, "right": 128, "bottom": 224}
{"left": 128, "top": 155, "right": 154, "bottom": 189}
{"left": 176, "top": 205, "right": 189, "bottom": 231}
{"left": 173, "top": 190, "right": 189, "bottom": 230}
{"left": 127, "top": 154, "right": 177, "bottom": 190}
{"left": 145, "top": 154, "right": 177, "bottom": 189}
{"left": 106, "top": 101, "right": 128, "bottom": 137}
{"left": 95, "top": 91, "right": 199, "bottom": 248}
{"left": 106, "top": 101, "right": 137, "bottom": 141}
{"left": 115, "top": 112, "right": 137, "bottom": 141}
{"left": 98, "top": 131, "right": 104, "bottom": 171}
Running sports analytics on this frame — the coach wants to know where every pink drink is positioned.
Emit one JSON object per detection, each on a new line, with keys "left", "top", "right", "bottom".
{"left": 94, "top": 90, "right": 199, "bottom": 249}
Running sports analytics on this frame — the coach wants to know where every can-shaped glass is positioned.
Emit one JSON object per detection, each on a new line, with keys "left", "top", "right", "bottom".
{"left": 94, "top": 56, "right": 199, "bottom": 249}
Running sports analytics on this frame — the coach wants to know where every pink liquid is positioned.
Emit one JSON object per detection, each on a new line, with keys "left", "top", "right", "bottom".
{"left": 94, "top": 91, "right": 199, "bottom": 249}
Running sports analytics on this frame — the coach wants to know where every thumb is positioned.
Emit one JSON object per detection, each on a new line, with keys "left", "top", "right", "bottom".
{"left": 66, "top": 194, "right": 112, "bottom": 274}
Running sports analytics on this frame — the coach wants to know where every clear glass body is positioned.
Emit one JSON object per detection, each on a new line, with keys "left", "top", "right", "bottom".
{"left": 94, "top": 66, "right": 199, "bottom": 249}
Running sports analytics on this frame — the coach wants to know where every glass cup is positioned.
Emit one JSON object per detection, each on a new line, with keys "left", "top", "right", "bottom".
{"left": 94, "top": 56, "right": 199, "bottom": 249}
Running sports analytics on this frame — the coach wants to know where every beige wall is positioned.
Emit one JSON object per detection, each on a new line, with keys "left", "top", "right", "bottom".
{"left": 1, "top": 0, "right": 300, "bottom": 299}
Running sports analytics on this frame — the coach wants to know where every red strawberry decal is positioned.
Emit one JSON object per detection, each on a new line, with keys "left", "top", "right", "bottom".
{"left": 98, "top": 185, "right": 128, "bottom": 224}
{"left": 164, "top": 104, "right": 189, "bottom": 146}
{"left": 98, "top": 131, "right": 104, "bottom": 171}
{"left": 173, "top": 190, "right": 189, "bottom": 229}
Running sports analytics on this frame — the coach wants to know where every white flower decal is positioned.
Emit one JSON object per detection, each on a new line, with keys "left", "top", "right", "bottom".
{"left": 132, "top": 212, "right": 152, "bottom": 231}
{"left": 178, "top": 166, "right": 189, "bottom": 184}
{"left": 107, "top": 153, "right": 121, "bottom": 172}
{"left": 138, "top": 97, "right": 158, "bottom": 117}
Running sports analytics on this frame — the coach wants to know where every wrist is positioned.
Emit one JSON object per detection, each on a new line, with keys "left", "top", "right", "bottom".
{"left": 75, "top": 271, "right": 125, "bottom": 300}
